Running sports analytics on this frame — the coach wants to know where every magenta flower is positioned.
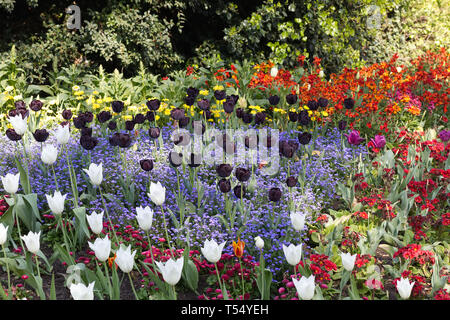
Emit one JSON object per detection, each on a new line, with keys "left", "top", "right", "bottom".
{"left": 344, "top": 130, "right": 364, "bottom": 145}
{"left": 370, "top": 135, "right": 386, "bottom": 149}
{"left": 438, "top": 130, "right": 450, "bottom": 142}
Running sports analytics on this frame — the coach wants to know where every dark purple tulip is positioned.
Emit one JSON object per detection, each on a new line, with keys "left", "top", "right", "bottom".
{"left": 298, "top": 110, "right": 311, "bottom": 126}
{"left": 307, "top": 100, "right": 319, "bottom": 111}
{"left": 242, "top": 112, "right": 253, "bottom": 124}
{"left": 286, "top": 94, "right": 298, "bottom": 105}
{"left": 280, "top": 143, "right": 294, "bottom": 158}
{"left": 186, "top": 87, "right": 199, "bottom": 98}
{"left": 214, "top": 90, "right": 226, "bottom": 101}
{"left": 168, "top": 151, "right": 183, "bottom": 167}
{"left": 80, "top": 135, "right": 98, "bottom": 150}
{"left": 5, "top": 128, "right": 22, "bottom": 141}
{"left": 170, "top": 108, "right": 185, "bottom": 121}
{"left": 179, "top": 116, "right": 190, "bottom": 128}
{"left": 223, "top": 101, "right": 234, "bottom": 114}
{"left": 203, "top": 109, "right": 213, "bottom": 119}
{"left": 73, "top": 117, "right": 87, "bottom": 129}
{"left": 344, "top": 130, "right": 365, "bottom": 145}
{"left": 226, "top": 95, "right": 239, "bottom": 105}
{"left": 8, "top": 109, "right": 19, "bottom": 118}
{"left": 146, "top": 99, "right": 160, "bottom": 111}
{"left": 235, "top": 167, "right": 251, "bottom": 182}
{"left": 107, "top": 120, "right": 117, "bottom": 131}
{"left": 370, "top": 135, "right": 386, "bottom": 149}
{"left": 217, "top": 164, "right": 233, "bottom": 178}
{"left": 236, "top": 108, "right": 244, "bottom": 119}
{"left": 343, "top": 98, "right": 355, "bottom": 110}
{"left": 287, "top": 140, "right": 299, "bottom": 151}
{"left": 149, "top": 127, "right": 161, "bottom": 139}
{"left": 62, "top": 109, "right": 73, "bottom": 120}
{"left": 218, "top": 179, "right": 231, "bottom": 193}
{"left": 268, "top": 187, "right": 282, "bottom": 202}
{"left": 233, "top": 185, "right": 246, "bottom": 198}
{"left": 140, "top": 159, "right": 154, "bottom": 172}
{"left": 112, "top": 101, "right": 124, "bottom": 113}
{"left": 146, "top": 111, "right": 155, "bottom": 122}
{"left": 438, "top": 130, "right": 450, "bottom": 142}
{"left": 118, "top": 133, "right": 132, "bottom": 148}
{"left": 254, "top": 112, "right": 266, "bottom": 125}
{"left": 286, "top": 176, "right": 297, "bottom": 187}
{"left": 33, "top": 129, "right": 49, "bottom": 142}
{"left": 288, "top": 111, "right": 298, "bottom": 122}
{"left": 197, "top": 99, "right": 210, "bottom": 111}
{"left": 29, "top": 100, "right": 43, "bottom": 112}
{"left": 81, "top": 127, "right": 92, "bottom": 137}
{"left": 268, "top": 95, "right": 280, "bottom": 106}
{"left": 298, "top": 132, "right": 312, "bottom": 145}
{"left": 125, "top": 120, "right": 135, "bottom": 131}
{"left": 15, "top": 100, "right": 26, "bottom": 109}
{"left": 338, "top": 120, "right": 347, "bottom": 131}
{"left": 97, "top": 111, "right": 112, "bottom": 123}
{"left": 109, "top": 132, "right": 120, "bottom": 146}
{"left": 134, "top": 113, "right": 146, "bottom": 124}
{"left": 318, "top": 97, "right": 329, "bottom": 108}
{"left": 185, "top": 95, "right": 195, "bottom": 106}
{"left": 81, "top": 112, "right": 94, "bottom": 123}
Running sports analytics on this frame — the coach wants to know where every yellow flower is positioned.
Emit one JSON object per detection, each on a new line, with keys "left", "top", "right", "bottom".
{"left": 199, "top": 90, "right": 209, "bottom": 96}
{"left": 303, "top": 105, "right": 309, "bottom": 110}
{"left": 321, "top": 111, "right": 329, "bottom": 117}
{"left": 164, "top": 109, "right": 171, "bottom": 116}
{"left": 76, "top": 96, "right": 84, "bottom": 100}
{"left": 155, "top": 115, "right": 160, "bottom": 121}
{"left": 128, "top": 105, "right": 138, "bottom": 112}
{"left": 96, "top": 99, "right": 103, "bottom": 104}
{"left": 93, "top": 103, "right": 101, "bottom": 109}
{"left": 74, "top": 90, "right": 84, "bottom": 96}
{"left": 213, "top": 85, "right": 224, "bottom": 91}
{"left": 122, "top": 115, "right": 133, "bottom": 121}
{"left": 93, "top": 90, "right": 99, "bottom": 95}
{"left": 104, "top": 97, "right": 113, "bottom": 103}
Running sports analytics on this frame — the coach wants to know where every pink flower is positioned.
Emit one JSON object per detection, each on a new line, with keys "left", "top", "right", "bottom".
{"left": 365, "top": 278, "right": 384, "bottom": 290}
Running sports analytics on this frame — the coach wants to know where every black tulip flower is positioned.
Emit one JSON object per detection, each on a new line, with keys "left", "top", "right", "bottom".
{"left": 307, "top": 100, "right": 319, "bottom": 111}
{"left": 82, "top": 112, "right": 94, "bottom": 123}
{"left": 97, "top": 111, "right": 112, "bottom": 123}
{"left": 235, "top": 167, "right": 251, "bottom": 182}
{"left": 233, "top": 185, "right": 246, "bottom": 198}
{"left": 73, "top": 117, "right": 87, "bottom": 129}
{"left": 226, "top": 94, "right": 239, "bottom": 105}
{"left": 288, "top": 140, "right": 299, "bottom": 151}
{"left": 318, "top": 97, "right": 329, "bottom": 108}
{"left": 146, "top": 99, "right": 160, "bottom": 111}
{"left": 280, "top": 143, "right": 294, "bottom": 158}
{"left": 179, "top": 116, "right": 190, "bottom": 128}
{"left": 268, "top": 95, "right": 280, "bottom": 106}
{"left": 140, "top": 159, "right": 154, "bottom": 172}
{"left": 170, "top": 108, "right": 185, "bottom": 121}
{"left": 254, "top": 112, "right": 266, "bottom": 125}
{"left": 107, "top": 120, "right": 117, "bottom": 131}
{"left": 268, "top": 187, "right": 282, "bottom": 202}
{"left": 32, "top": 129, "right": 49, "bottom": 142}
{"left": 118, "top": 133, "right": 132, "bottom": 148}
{"left": 62, "top": 109, "right": 73, "bottom": 120}
{"left": 286, "top": 94, "right": 298, "bottom": 105}
{"left": 125, "top": 120, "right": 135, "bottom": 131}
{"left": 223, "top": 101, "right": 234, "bottom": 114}
{"left": 197, "top": 99, "right": 210, "bottom": 111}
{"left": 80, "top": 135, "right": 98, "bottom": 150}
{"left": 286, "top": 176, "right": 297, "bottom": 187}
{"left": 168, "top": 151, "right": 183, "bottom": 167}
{"left": 149, "top": 127, "right": 160, "bottom": 139}
{"left": 338, "top": 120, "right": 347, "bottom": 131}
{"left": 185, "top": 95, "right": 195, "bottom": 106}
{"left": 134, "top": 113, "right": 146, "bottom": 124}
{"left": 288, "top": 111, "right": 298, "bottom": 122}
{"left": 6, "top": 128, "right": 22, "bottom": 141}
{"left": 81, "top": 127, "right": 92, "bottom": 137}
{"left": 245, "top": 135, "right": 258, "bottom": 149}
{"left": 214, "top": 90, "right": 226, "bottom": 101}
{"left": 29, "top": 100, "right": 43, "bottom": 112}
{"left": 188, "top": 153, "right": 202, "bottom": 168}
{"left": 236, "top": 108, "right": 244, "bottom": 119}
{"left": 218, "top": 179, "right": 231, "bottom": 193}
{"left": 186, "top": 87, "right": 199, "bottom": 98}
{"left": 216, "top": 164, "right": 233, "bottom": 178}
{"left": 18, "top": 108, "right": 29, "bottom": 118}
{"left": 109, "top": 132, "right": 120, "bottom": 146}
{"left": 343, "top": 97, "right": 355, "bottom": 110}
{"left": 15, "top": 100, "right": 26, "bottom": 109}
{"left": 8, "top": 109, "right": 19, "bottom": 118}
{"left": 298, "top": 132, "right": 312, "bottom": 145}
{"left": 298, "top": 110, "right": 311, "bottom": 126}
{"left": 242, "top": 112, "right": 253, "bottom": 124}
{"left": 112, "top": 101, "right": 124, "bottom": 113}
{"left": 146, "top": 111, "right": 155, "bottom": 122}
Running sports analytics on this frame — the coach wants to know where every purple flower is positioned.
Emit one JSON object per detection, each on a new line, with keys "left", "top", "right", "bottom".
{"left": 438, "top": 130, "right": 450, "bottom": 142}
{"left": 370, "top": 135, "right": 386, "bottom": 149}
{"left": 344, "top": 130, "right": 364, "bottom": 145}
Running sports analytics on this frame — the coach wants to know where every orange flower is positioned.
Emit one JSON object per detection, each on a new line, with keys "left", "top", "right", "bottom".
{"left": 232, "top": 238, "right": 245, "bottom": 258}
{"left": 108, "top": 253, "right": 117, "bottom": 269}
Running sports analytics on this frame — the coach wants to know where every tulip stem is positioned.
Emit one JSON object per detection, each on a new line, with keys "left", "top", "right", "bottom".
{"left": 239, "top": 258, "right": 245, "bottom": 300}
{"left": 57, "top": 215, "right": 73, "bottom": 263}
{"left": 64, "top": 145, "right": 79, "bottom": 208}
{"left": 51, "top": 164, "right": 59, "bottom": 192}
{"left": 159, "top": 205, "right": 174, "bottom": 256}
{"left": 98, "top": 186, "right": 119, "bottom": 247}
{"left": 2, "top": 244, "right": 11, "bottom": 299}
{"left": 127, "top": 272, "right": 139, "bottom": 300}
{"left": 103, "top": 262, "right": 113, "bottom": 299}
{"left": 214, "top": 263, "right": 224, "bottom": 297}
{"left": 13, "top": 195, "right": 25, "bottom": 251}
{"left": 34, "top": 254, "right": 41, "bottom": 279}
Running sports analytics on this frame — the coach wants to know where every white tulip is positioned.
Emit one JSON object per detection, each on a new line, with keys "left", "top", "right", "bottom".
{"left": 55, "top": 124, "right": 70, "bottom": 145}
{"left": 283, "top": 243, "right": 302, "bottom": 266}
{"left": 21, "top": 231, "right": 41, "bottom": 254}
{"left": 254, "top": 236, "right": 264, "bottom": 249}
{"left": 201, "top": 239, "right": 226, "bottom": 264}
{"left": 0, "top": 223, "right": 9, "bottom": 245}
{"left": 293, "top": 275, "right": 315, "bottom": 300}
{"left": 45, "top": 190, "right": 67, "bottom": 215}
{"left": 396, "top": 277, "right": 415, "bottom": 299}
{"left": 340, "top": 252, "right": 357, "bottom": 272}
{"left": 155, "top": 257, "right": 184, "bottom": 286}
{"left": 83, "top": 163, "right": 103, "bottom": 186}
{"left": 41, "top": 144, "right": 58, "bottom": 165}
{"left": 319, "top": 70, "right": 325, "bottom": 78}
{"left": 270, "top": 66, "right": 278, "bottom": 78}
{"left": 8, "top": 114, "right": 27, "bottom": 135}
{"left": 70, "top": 282, "right": 95, "bottom": 300}
{"left": 1, "top": 173, "right": 20, "bottom": 194}
{"left": 148, "top": 181, "right": 165, "bottom": 206}
{"left": 86, "top": 211, "right": 104, "bottom": 235}
{"left": 115, "top": 245, "right": 137, "bottom": 273}
{"left": 88, "top": 235, "right": 111, "bottom": 262}
{"left": 290, "top": 212, "right": 306, "bottom": 231}
{"left": 135, "top": 206, "right": 154, "bottom": 231}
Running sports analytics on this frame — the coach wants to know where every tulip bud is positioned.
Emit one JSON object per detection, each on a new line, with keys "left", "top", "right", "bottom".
{"left": 70, "top": 282, "right": 95, "bottom": 300}
{"left": 55, "top": 124, "right": 70, "bottom": 144}
{"left": 290, "top": 212, "right": 306, "bottom": 231}
{"left": 268, "top": 187, "right": 282, "bottom": 202}
{"left": 33, "top": 129, "right": 49, "bottom": 143}
{"left": 83, "top": 163, "right": 103, "bottom": 186}
{"left": 45, "top": 191, "right": 67, "bottom": 215}
{"left": 148, "top": 182, "right": 166, "bottom": 206}
{"left": 293, "top": 275, "right": 315, "bottom": 300}
{"left": 201, "top": 239, "right": 226, "bottom": 264}
{"left": 340, "top": 252, "right": 357, "bottom": 272}
{"left": 115, "top": 245, "right": 137, "bottom": 273}
{"left": 21, "top": 231, "right": 41, "bottom": 254}
{"left": 396, "top": 277, "right": 415, "bottom": 299}
{"left": 88, "top": 235, "right": 111, "bottom": 262}
{"left": 135, "top": 206, "right": 154, "bottom": 231}
{"left": 254, "top": 236, "right": 264, "bottom": 249}
{"left": 1, "top": 173, "right": 20, "bottom": 194}
{"left": 140, "top": 159, "right": 154, "bottom": 172}
{"left": 155, "top": 258, "right": 184, "bottom": 286}
{"left": 283, "top": 243, "right": 302, "bottom": 266}
{"left": 0, "top": 223, "right": 9, "bottom": 245}
{"left": 8, "top": 114, "right": 27, "bottom": 135}
{"left": 86, "top": 211, "right": 104, "bottom": 235}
